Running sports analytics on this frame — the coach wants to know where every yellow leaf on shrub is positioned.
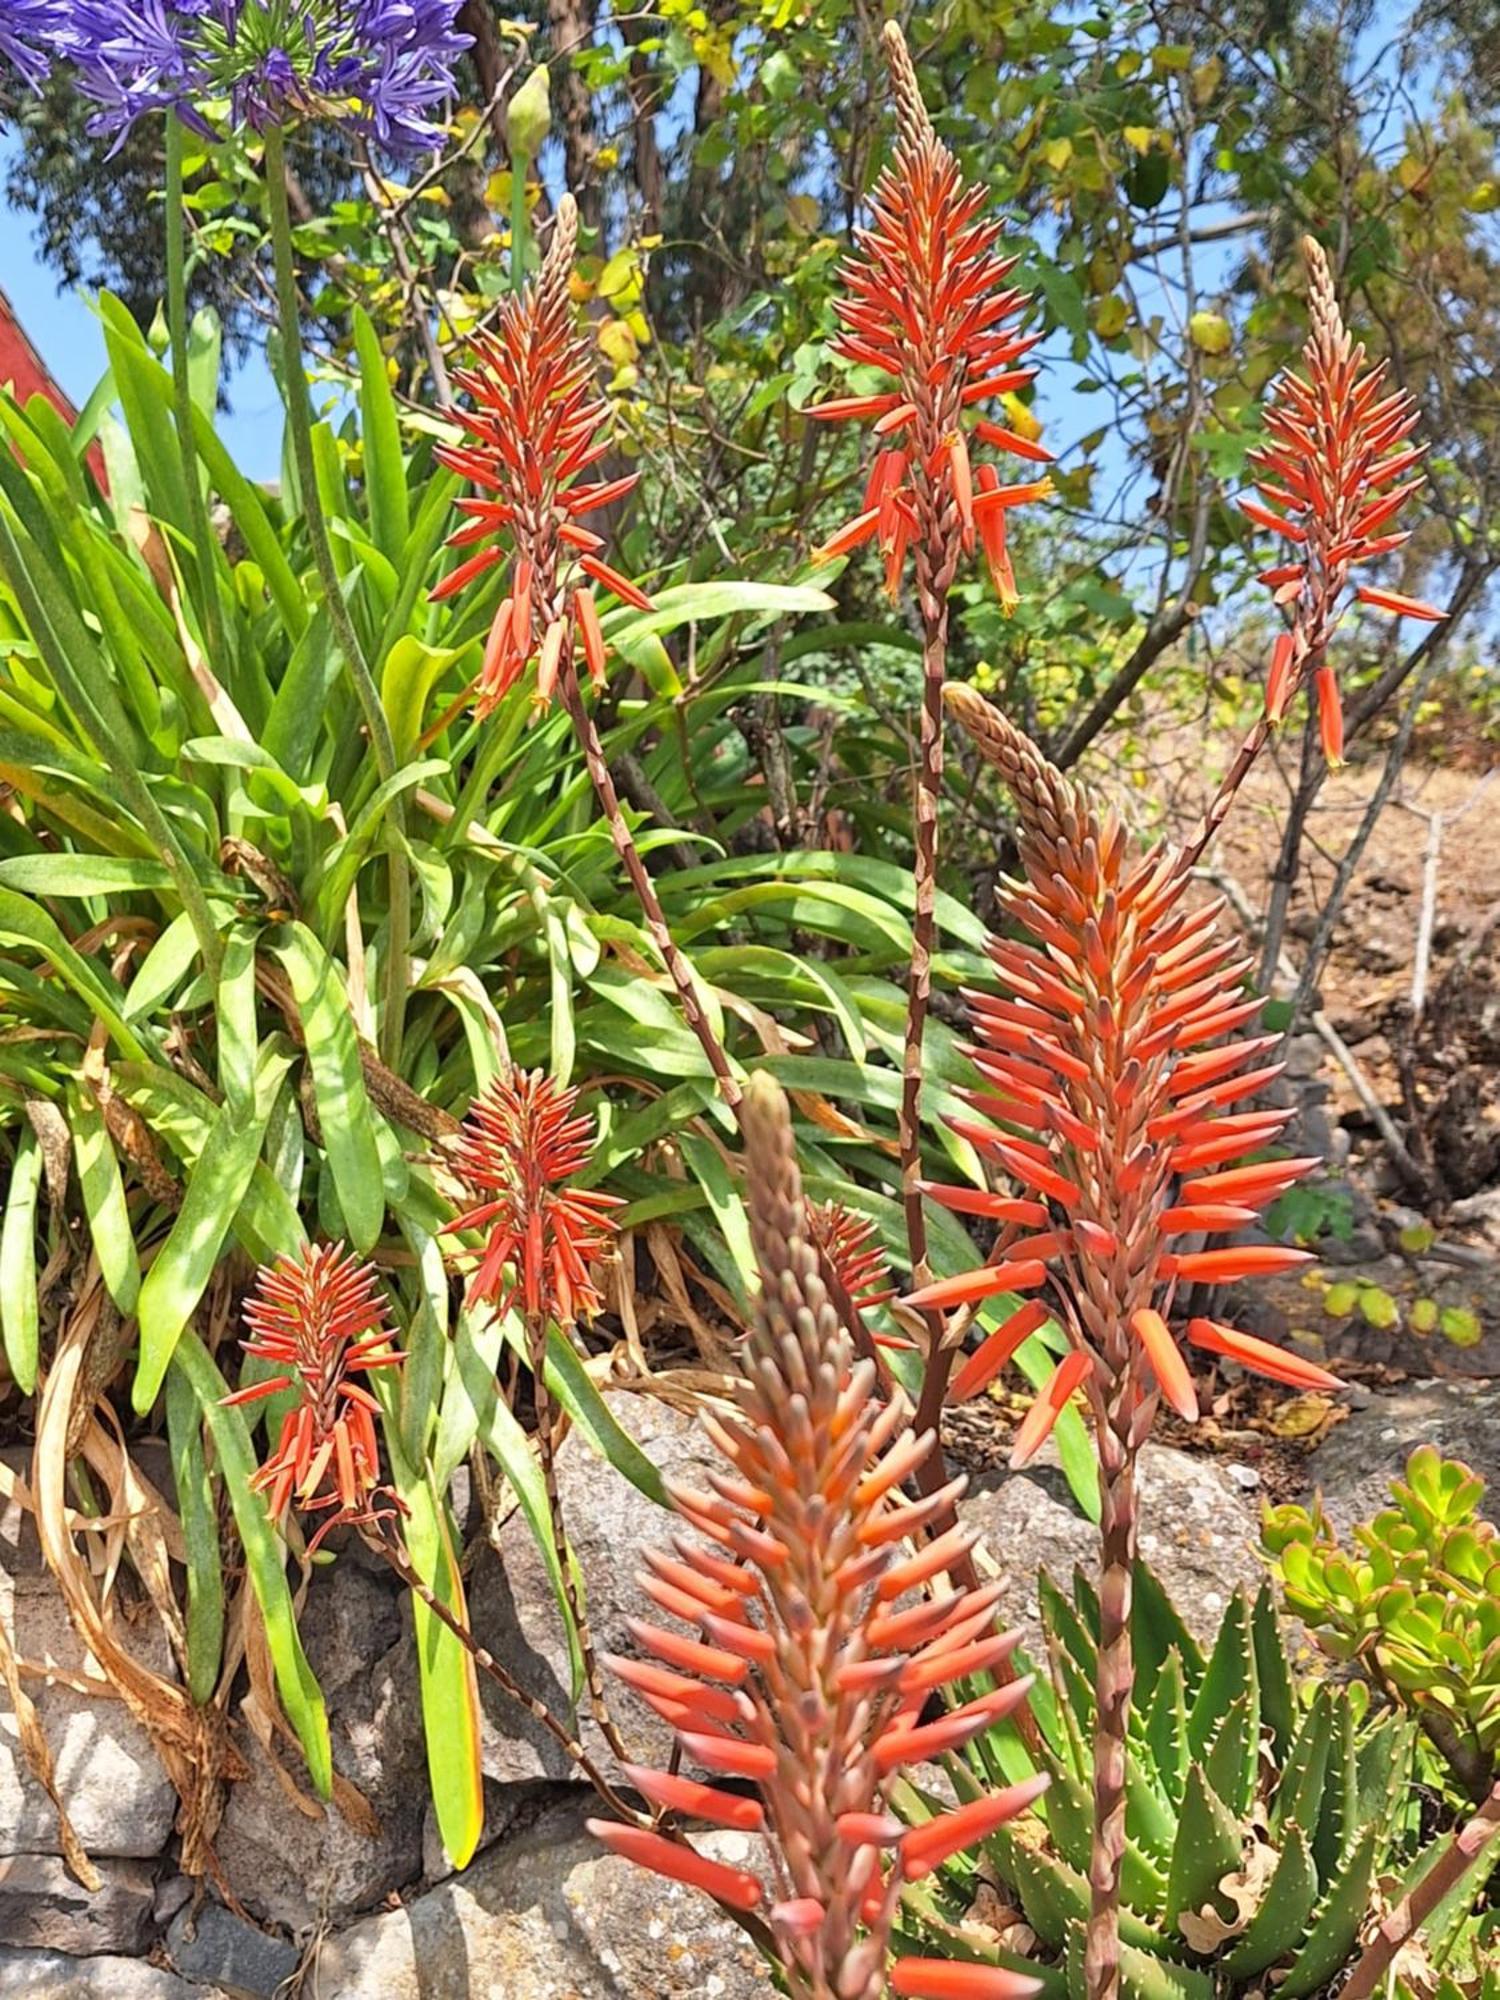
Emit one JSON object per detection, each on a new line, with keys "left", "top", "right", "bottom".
{"left": 1189, "top": 311, "right": 1232, "bottom": 355}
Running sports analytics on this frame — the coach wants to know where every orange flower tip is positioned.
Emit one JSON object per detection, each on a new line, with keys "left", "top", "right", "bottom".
{"left": 838, "top": 1812, "right": 905, "bottom": 1846}
{"left": 1187, "top": 1317, "right": 1346, "bottom": 1391}
{"left": 618, "top": 1765, "right": 766, "bottom": 1834}
{"left": 1129, "top": 1307, "right": 1200, "bottom": 1424}
{"left": 771, "top": 1898, "right": 826, "bottom": 1937}
{"left": 892, "top": 1959, "right": 1047, "bottom": 2000}
{"left": 584, "top": 1822, "right": 764, "bottom": 1912}
{"left": 902, "top": 1259, "right": 1048, "bottom": 1312}
{"left": 1355, "top": 585, "right": 1445, "bottom": 621}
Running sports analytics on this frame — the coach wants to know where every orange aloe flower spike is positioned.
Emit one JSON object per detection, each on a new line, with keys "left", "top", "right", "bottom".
{"left": 225, "top": 1242, "right": 403, "bottom": 1546}
{"left": 433, "top": 195, "right": 651, "bottom": 717}
{"left": 1245, "top": 235, "right": 1442, "bottom": 758}
{"left": 808, "top": 22, "right": 1048, "bottom": 608}
{"left": 593, "top": 1073, "right": 1044, "bottom": 2000}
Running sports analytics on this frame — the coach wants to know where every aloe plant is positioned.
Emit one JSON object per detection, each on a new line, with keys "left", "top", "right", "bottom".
{"left": 1264, "top": 1444, "right": 1500, "bottom": 1800}
{"left": 892, "top": 1565, "right": 1476, "bottom": 2000}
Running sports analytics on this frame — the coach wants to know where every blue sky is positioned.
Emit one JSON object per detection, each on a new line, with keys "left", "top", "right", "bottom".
{"left": 0, "top": 134, "right": 284, "bottom": 479}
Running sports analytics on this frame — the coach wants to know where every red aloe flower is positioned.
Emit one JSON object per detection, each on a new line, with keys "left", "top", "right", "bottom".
{"left": 1245, "top": 235, "right": 1441, "bottom": 765}
{"left": 809, "top": 22, "right": 1048, "bottom": 610}
{"left": 432, "top": 193, "right": 651, "bottom": 717}
{"left": 224, "top": 1242, "right": 403, "bottom": 1538}
{"left": 591, "top": 1074, "right": 1045, "bottom": 2000}
{"left": 447, "top": 1065, "right": 621, "bottom": 1326}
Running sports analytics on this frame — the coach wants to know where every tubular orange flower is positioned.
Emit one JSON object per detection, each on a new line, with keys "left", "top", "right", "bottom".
{"left": 593, "top": 1074, "right": 1044, "bottom": 2000}
{"left": 433, "top": 193, "right": 651, "bottom": 717}
{"left": 224, "top": 1242, "right": 402, "bottom": 1541}
{"left": 1244, "top": 236, "right": 1441, "bottom": 763}
{"left": 447, "top": 1064, "right": 621, "bottom": 1327}
{"left": 809, "top": 23, "right": 1047, "bottom": 608}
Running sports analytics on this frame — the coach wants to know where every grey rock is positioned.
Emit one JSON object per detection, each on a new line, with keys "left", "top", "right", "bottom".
{"left": 164, "top": 1900, "right": 300, "bottom": 1999}
{"left": 0, "top": 1454, "right": 178, "bottom": 1860}
{"left": 468, "top": 1395, "right": 718, "bottom": 1782}
{"left": 214, "top": 1560, "right": 427, "bottom": 1933}
{"left": 0, "top": 1951, "right": 208, "bottom": 1998}
{"left": 310, "top": 1791, "right": 772, "bottom": 1999}
{"left": 966, "top": 1440, "right": 1266, "bottom": 1650}
{"left": 0, "top": 1853, "right": 154, "bottom": 1955}
{"left": 1303, "top": 1379, "right": 1500, "bottom": 1534}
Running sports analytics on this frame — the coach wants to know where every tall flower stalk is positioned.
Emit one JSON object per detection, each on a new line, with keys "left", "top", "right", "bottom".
{"left": 809, "top": 20, "right": 1045, "bottom": 1368}
{"left": 447, "top": 1064, "right": 626, "bottom": 1758}
{"left": 910, "top": 682, "right": 1350, "bottom": 2000}
{"left": 262, "top": 117, "right": 411, "bottom": 1065}
{"left": 433, "top": 195, "right": 743, "bottom": 1117}
{"left": 164, "top": 114, "right": 228, "bottom": 670}
{"left": 592, "top": 1072, "right": 1044, "bottom": 2000}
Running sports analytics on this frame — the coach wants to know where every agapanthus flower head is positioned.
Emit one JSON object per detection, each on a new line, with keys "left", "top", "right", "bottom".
{"left": 592, "top": 1073, "right": 1045, "bottom": 2000}
{"left": 1245, "top": 235, "right": 1442, "bottom": 765}
{"left": 66, "top": 1, "right": 471, "bottom": 151}
{"left": 0, "top": 0, "right": 71, "bottom": 88}
{"left": 432, "top": 194, "right": 651, "bottom": 718}
{"left": 224, "top": 1241, "right": 403, "bottom": 1540}
{"left": 808, "top": 21, "right": 1049, "bottom": 610}
{"left": 448, "top": 1064, "right": 622, "bottom": 1325}
{"left": 904, "top": 684, "right": 1343, "bottom": 1464}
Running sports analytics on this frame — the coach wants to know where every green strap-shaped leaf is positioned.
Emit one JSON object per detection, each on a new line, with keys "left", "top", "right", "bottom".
{"left": 67, "top": 1082, "right": 140, "bottom": 1315}
{"left": 496, "top": 1312, "right": 668, "bottom": 1508}
{"left": 169, "top": 1328, "right": 330, "bottom": 1793}
{"left": 133, "top": 1047, "right": 290, "bottom": 1411}
{"left": 1165, "top": 1763, "right": 1245, "bottom": 1931}
{"left": 382, "top": 1415, "right": 484, "bottom": 1872}
{"left": 0, "top": 855, "right": 176, "bottom": 898}
{"left": 0, "top": 889, "right": 147, "bottom": 1061}
{"left": 165, "top": 1365, "right": 224, "bottom": 1705}
{"left": 353, "top": 306, "right": 411, "bottom": 560}
{"left": 0, "top": 1126, "right": 43, "bottom": 1393}
{"left": 1220, "top": 1825, "right": 1321, "bottom": 1979}
{"left": 270, "top": 922, "right": 386, "bottom": 1254}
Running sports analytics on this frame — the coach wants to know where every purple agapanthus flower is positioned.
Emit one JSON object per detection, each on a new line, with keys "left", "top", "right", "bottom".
{"left": 0, "top": 0, "right": 74, "bottom": 88}
{"left": 66, "top": 1, "right": 473, "bottom": 152}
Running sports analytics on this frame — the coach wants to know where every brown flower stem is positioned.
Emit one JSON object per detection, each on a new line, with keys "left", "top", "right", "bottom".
{"left": 1341, "top": 1777, "right": 1500, "bottom": 2000}
{"left": 367, "top": 1518, "right": 646, "bottom": 1826}
{"left": 901, "top": 609, "right": 948, "bottom": 1317}
{"left": 1084, "top": 1406, "right": 1138, "bottom": 2000}
{"left": 559, "top": 662, "right": 743, "bottom": 1120}
{"left": 525, "top": 1306, "right": 631, "bottom": 1764}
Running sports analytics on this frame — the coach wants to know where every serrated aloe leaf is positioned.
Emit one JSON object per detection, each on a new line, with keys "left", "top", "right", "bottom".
{"left": 1125, "top": 1755, "right": 1177, "bottom": 1866}
{"left": 1165, "top": 1764, "right": 1245, "bottom": 1931}
{"left": 1275, "top": 1828, "right": 1378, "bottom": 2000}
{"left": 1220, "top": 1824, "right": 1320, "bottom": 1979}
{"left": 1356, "top": 1711, "right": 1415, "bottom": 1833}
{"left": 1120, "top": 1938, "right": 1216, "bottom": 2000}
{"left": 1312, "top": 1692, "right": 1359, "bottom": 1879}
{"left": 1132, "top": 1563, "right": 1205, "bottom": 1688}
{"left": 1041, "top": 1755, "right": 1168, "bottom": 1916}
{"left": 1187, "top": 1592, "right": 1258, "bottom": 1764}
{"left": 1252, "top": 1579, "right": 1298, "bottom": 1761}
{"left": 1274, "top": 1686, "right": 1333, "bottom": 1841}
{"left": 1144, "top": 1651, "right": 1191, "bottom": 1804}
{"left": 1203, "top": 1693, "right": 1259, "bottom": 1819}
{"left": 999, "top": 1833, "right": 1170, "bottom": 1958}
{"left": 1071, "top": 1563, "right": 1102, "bottom": 1643}
{"left": 1040, "top": 1568, "right": 1099, "bottom": 1679}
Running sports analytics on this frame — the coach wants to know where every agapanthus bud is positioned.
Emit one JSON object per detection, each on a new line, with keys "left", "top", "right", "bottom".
{"left": 592, "top": 1074, "right": 1043, "bottom": 2000}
